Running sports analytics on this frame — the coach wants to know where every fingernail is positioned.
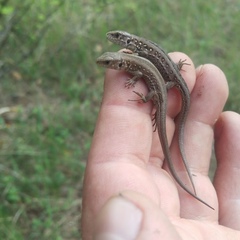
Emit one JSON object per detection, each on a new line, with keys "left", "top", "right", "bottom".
{"left": 94, "top": 196, "right": 142, "bottom": 240}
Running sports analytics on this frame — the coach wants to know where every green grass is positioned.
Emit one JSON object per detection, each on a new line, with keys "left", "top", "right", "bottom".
{"left": 0, "top": 0, "right": 239, "bottom": 239}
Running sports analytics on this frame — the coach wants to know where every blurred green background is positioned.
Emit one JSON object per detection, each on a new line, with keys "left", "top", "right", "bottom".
{"left": 0, "top": 0, "right": 239, "bottom": 239}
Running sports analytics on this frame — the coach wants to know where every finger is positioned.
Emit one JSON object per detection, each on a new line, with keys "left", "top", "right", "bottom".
{"left": 170, "top": 63, "right": 228, "bottom": 215}
{"left": 93, "top": 191, "right": 181, "bottom": 240}
{"left": 167, "top": 52, "right": 196, "bottom": 118}
{"left": 81, "top": 68, "right": 177, "bottom": 238}
{"left": 214, "top": 111, "right": 240, "bottom": 230}
{"left": 90, "top": 69, "right": 153, "bottom": 162}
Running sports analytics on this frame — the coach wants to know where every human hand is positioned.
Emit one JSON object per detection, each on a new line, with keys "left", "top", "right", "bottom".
{"left": 81, "top": 52, "right": 240, "bottom": 239}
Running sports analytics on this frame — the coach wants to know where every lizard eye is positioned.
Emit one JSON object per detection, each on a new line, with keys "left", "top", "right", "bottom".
{"left": 126, "top": 38, "right": 131, "bottom": 44}
{"left": 118, "top": 62, "right": 123, "bottom": 68}
{"left": 104, "top": 60, "right": 110, "bottom": 65}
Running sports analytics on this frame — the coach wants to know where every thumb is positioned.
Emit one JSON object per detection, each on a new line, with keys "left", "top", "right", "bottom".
{"left": 93, "top": 191, "right": 181, "bottom": 240}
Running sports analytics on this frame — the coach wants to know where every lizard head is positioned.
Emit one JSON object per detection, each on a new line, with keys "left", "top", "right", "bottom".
{"left": 96, "top": 52, "right": 125, "bottom": 70}
{"left": 106, "top": 30, "right": 138, "bottom": 52}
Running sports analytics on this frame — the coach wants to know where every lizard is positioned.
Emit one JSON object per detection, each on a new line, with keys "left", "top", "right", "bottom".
{"left": 106, "top": 30, "right": 196, "bottom": 195}
{"left": 96, "top": 51, "right": 214, "bottom": 210}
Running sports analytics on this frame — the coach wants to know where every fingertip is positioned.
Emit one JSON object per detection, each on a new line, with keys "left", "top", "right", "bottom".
{"left": 168, "top": 52, "right": 196, "bottom": 92}
{"left": 189, "top": 63, "right": 229, "bottom": 125}
{"left": 214, "top": 111, "right": 240, "bottom": 159}
{"left": 103, "top": 69, "right": 133, "bottom": 105}
{"left": 196, "top": 64, "right": 229, "bottom": 100}
{"left": 166, "top": 52, "right": 196, "bottom": 119}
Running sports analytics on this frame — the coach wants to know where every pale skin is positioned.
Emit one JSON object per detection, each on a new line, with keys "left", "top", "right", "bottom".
{"left": 81, "top": 52, "right": 240, "bottom": 239}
